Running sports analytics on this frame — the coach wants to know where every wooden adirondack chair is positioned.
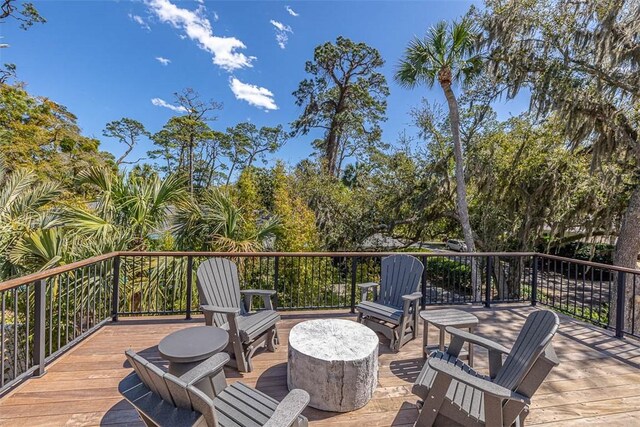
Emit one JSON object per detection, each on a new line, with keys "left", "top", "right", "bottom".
{"left": 196, "top": 258, "right": 280, "bottom": 372}
{"left": 412, "top": 310, "right": 560, "bottom": 427}
{"left": 120, "top": 350, "right": 309, "bottom": 427}
{"left": 356, "top": 254, "right": 424, "bottom": 352}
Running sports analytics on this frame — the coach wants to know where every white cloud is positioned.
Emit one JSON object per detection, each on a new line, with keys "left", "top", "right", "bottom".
{"left": 155, "top": 56, "right": 171, "bottom": 65}
{"left": 212, "top": 11, "right": 219, "bottom": 22}
{"left": 270, "top": 20, "right": 292, "bottom": 49}
{"left": 151, "top": 98, "right": 187, "bottom": 113}
{"left": 129, "top": 13, "right": 151, "bottom": 31}
{"left": 229, "top": 78, "right": 278, "bottom": 111}
{"left": 285, "top": 6, "right": 299, "bottom": 17}
{"left": 146, "top": 0, "right": 254, "bottom": 72}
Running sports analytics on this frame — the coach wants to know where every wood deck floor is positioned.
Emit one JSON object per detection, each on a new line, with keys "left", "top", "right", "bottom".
{"left": 1, "top": 304, "right": 640, "bottom": 426}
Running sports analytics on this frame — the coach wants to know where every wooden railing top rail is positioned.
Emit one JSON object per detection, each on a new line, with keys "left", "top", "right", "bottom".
{"left": 1, "top": 250, "right": 638, "bottom": 292}
{"left": 0, "top": 252, "right": 118, "bottom": 291}
{"left": 120, "top": 250, "right": 537, "bottom": 257}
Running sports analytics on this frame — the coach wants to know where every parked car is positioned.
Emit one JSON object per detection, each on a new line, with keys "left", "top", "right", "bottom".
{"left": 446, "top": 239, "right": 467, "bottom": 252}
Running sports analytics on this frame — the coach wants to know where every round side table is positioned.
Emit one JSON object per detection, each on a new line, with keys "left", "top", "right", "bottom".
{"left": 159, "top": 326, "right": 229, "bottom": 396}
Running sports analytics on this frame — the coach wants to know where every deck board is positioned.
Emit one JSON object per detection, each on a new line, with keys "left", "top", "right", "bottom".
{"left": 1, "top": 304, "right": 640, "bottom": 426}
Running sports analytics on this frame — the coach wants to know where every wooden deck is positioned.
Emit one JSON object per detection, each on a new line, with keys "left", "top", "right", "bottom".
{"left": 1, "top": 304, "right": 640, "bottom": 426}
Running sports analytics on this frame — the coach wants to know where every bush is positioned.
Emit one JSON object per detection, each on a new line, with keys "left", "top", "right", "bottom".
{"left": 426, "top": 257, "right": 472, "bottom": 295}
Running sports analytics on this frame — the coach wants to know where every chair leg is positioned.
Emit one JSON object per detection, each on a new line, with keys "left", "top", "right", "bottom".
{"left": 231, "top": 335, "right": 249, "bottom": 372}
{"left": 483, "top": 395, "right": 504, "bottom": 427}
{"left": 357, "top": 312, "right": 363, "bottom": 323}
{"left": 415, "top": 373, "right": 450, "bottom": 427}
{"left": 266, "top": 326, "right": 277, "bottom": 352}
{"left": 390, "top": 330, "right": 399, "bottom": 353}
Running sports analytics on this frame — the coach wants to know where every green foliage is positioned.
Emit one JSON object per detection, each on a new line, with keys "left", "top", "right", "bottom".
{"left": 395, "top": 18, "right": 482, "bottom": 89}
{"left": 173, "top": 188, "right": 280, "bottom": 252}
{"left": 103, "top": 118, "right": 149, "bottom": 166}
{"left": 292, "top": 36, "right": 389, "bottom": 176}
{"left": 0, "top": 84, "right": 114, "bottom": 185}
{"left": 426, "top": 258, "right": 472, "bottom": 295}
{"left": 271, "top": 163, "right": 319, "bottom": 252}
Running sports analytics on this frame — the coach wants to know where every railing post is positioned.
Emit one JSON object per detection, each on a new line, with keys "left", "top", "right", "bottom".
{"left": 615, "top": 272, "right": 626, "bottom": 338}
{"left": 350, "top": 257, "right": 357, "bottom": 314}
{"left": 485, "top": 256, "right": 492, "bottom": 308}
{"left": 531, "top": 255, "right": 538, "bottom": 306}
{"left": 111, "top": 256, "right": 120, "bottom": 322}
{"left": 186, "top": 256, "right": 193, "bottom": 320}
{"left": 33, "top": 279, "right": 46, "bottom": 377}
{"left": 273, "top": 256, "right": 279, "bottom": 309}
{"left": 420, "top": 255, "right": 427, "bottom": 310}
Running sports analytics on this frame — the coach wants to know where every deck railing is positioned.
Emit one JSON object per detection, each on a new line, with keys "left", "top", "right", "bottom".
{"left": 1, "top": 250, "right": 638, "bottom": 395}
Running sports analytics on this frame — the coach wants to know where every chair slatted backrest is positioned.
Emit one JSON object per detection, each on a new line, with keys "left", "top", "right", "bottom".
{"left": 125, "top": 349, "right": 153, "bottom": 387}
{"left": 494, "top": 310, "right": 559, "bottom": 391}
{"left": 144, "top": 361, "right": 176, "bottom": 405}
{"left": 125, "top": 350, "right": 219, "bottom": 426}
{"left": 378, "top": 255, "right": 424, "bottom": 309}
{"left": 196, "top": 258, "right": 243, "bottom": 327}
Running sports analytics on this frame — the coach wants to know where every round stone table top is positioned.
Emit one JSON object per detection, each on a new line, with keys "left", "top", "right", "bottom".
{"left": 289, "top": 319, "right": 378, "bottom": 361}
{"left": 159, "top": 326, "right": 229, "bottom": 364}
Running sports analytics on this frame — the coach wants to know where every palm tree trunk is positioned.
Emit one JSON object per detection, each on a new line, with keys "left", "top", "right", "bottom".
{"left": 440, "top": 78, "right": 479, "bottom": 301}
{"left": 440, "top": 82, "right": 476, "bottom": 253}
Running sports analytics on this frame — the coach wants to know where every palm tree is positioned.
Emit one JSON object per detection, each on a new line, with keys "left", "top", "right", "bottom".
{"left": 0, "top": 165, "right": 61, "bottom": 277}
{"left": 64, "top": 167, "right": 188, "bottom": 250}
{"left": 395, "top": 19, "right": 482, "bottom": 254}
{"left": 173, "top": 189, "right": 280, "bottom": 253}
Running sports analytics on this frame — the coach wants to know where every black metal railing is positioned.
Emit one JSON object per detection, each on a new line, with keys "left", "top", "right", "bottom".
{"left": 0, "top": 254, "right": 114, "bottom": 394}
{"left": 1, "top": 250, "right": 638, "bottom": 395}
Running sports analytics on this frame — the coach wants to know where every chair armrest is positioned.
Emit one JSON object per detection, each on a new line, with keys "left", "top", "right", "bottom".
{"left": 402, "top": 292, "right": 422, "bottom": 302}
{"left": 445, "top": 326, "right": 509, "bottom": 377}
{"left": 241, "top": 289, "right": 276, "bottom": 296}
{"left": 241, "top": 289, "right": 276, "bottom": 311}
{"left": 445, "top": 326, "right": 509, "bottom": 354}
{"left": 358, "top": 282, "right": 379, "bottom": 302}
{"left": 427, "top": 358, "right": 529, "bottom": 403}
{"left": 179, "top": 353, "right": 230, "bottom": 385}
{"left": 200, "top": 305, "right": 240, "bottom": 326}
{"left": 200, "top": 305, "right": 241, "bottom": 315}
{"left": 263, "top": 389, "right": 310, "bottom": 427}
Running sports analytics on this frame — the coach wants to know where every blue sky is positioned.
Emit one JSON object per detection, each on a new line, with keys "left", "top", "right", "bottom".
{"left": 2, "top": 0, "right": 528, "bottom": 170}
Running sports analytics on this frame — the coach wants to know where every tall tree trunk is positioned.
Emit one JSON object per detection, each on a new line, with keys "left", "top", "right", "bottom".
{"left": 439, "top": 79, "right": 475, "bottom": 254}
{"left": 440, "top": 71, "right": 478, "bottom": 301}
{"left": 611, "top": 184, "right": 640, "bottom": 332}
{"left": 325, "top": 126, "right": 339, "bottom": 177}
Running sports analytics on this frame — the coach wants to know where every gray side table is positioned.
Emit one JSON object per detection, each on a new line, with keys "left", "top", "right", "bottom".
{"left": 159, "top": 326, "right": 229, "bottom": 395}
{"left": 420, "top": 309, "right": 479, "bottom": 366}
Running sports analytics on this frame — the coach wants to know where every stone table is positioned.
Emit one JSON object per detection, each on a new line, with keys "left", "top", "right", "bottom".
{"left": 287, "top": 318, "right": 379, "bottom": 412}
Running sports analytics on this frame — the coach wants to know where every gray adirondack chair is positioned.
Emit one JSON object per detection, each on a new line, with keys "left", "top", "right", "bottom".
{"left": 120, "top": 350, "right": 309, "bottom": 427}
{"left": 412, "top": 310, "right": 560, "bottom": 427}
{"left": 356, "top": 254, "right": 424, "bottom": 352}
{"left": 196, "top": 258, "right": 280, "bottom": 372}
